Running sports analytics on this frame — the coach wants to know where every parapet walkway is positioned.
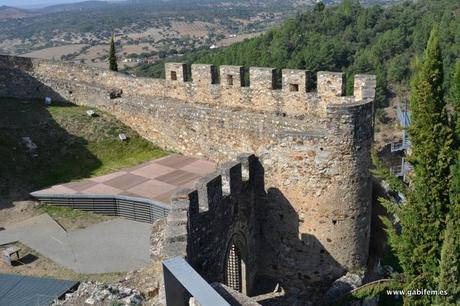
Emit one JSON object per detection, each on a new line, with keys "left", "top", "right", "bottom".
{"left": 0, "top": 214, "right": 151, "bottom": 274}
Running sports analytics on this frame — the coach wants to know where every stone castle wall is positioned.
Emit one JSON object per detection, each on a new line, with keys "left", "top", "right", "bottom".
{"left": 163, "top": 154, "right": 263, "bottom": 296}
{"left": 0, "top": 55, "right": 376, "bottom": 290}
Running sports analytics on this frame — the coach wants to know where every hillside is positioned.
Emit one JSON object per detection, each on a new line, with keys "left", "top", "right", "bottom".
{"left": 0, "top": 98, "right": 167, "bottom": 199}
{"left": 0, "top": 6, "right": 35, "bottom": 19}
{"left": 135, "top": 0, "right": 460, "bottom": 110}
{"left": 39, "top": 1, "right": 111, "bottom": 13}
{"left": 0, "top": 0, "right": 402, "bottom": 68}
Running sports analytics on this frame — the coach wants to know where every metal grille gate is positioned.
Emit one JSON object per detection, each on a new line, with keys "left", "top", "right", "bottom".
{"left": 225, "top": 244, "right": 242, "bottom": 292}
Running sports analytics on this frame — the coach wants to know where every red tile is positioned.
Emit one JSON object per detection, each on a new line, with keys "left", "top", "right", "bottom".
{"left": 155, "top": 155, "right": 198, "bottom": 169}
{"left": 104, "top": 173, "right": 150, "bottom": 189}
{"left": 83, "top": 184, "right": 123, "bottom": 195}
{"left": 127, "top": 180, "right": 176, "bottom": 199}
{"left": 65, "top": 180, "right": 98, "bottom": 192}
{"left": 130, "top": 163, "right": 176, "bottom": 179}
{"left": 155, "top": 170, "right": 199, "bottom": 185}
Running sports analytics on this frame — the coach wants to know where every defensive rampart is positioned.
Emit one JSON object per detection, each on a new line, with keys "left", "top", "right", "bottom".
{"left": 0, "top": 55, "right": 376, "bottom": 290}
{"left": 164, "top": 154, "right": 262, "bottom": 296}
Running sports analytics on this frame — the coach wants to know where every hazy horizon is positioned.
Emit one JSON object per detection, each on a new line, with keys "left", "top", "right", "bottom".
{"left": 0, "top": 0, "right": 108, "bottom": 9}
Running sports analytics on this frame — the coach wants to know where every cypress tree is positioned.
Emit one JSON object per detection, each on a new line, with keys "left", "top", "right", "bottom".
{"left": 109, "top": 35, "right": 118, "bottom": 72}
{"left": 435, "top": 60, "right": 460, "bottom": 305}
{"left": 392, "top": 27, "right": 454, "bottom": 305}
{"left": 436, "top": 181, "right": 460, "bottom": 304}
{"left": 452, "top": 61, "right": 460, "bottom": 135}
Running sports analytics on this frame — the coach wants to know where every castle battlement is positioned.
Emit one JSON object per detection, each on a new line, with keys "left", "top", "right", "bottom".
{"left": 0, "top": 55, "right": 375, "bottom": 119}
{"left": 164, "top": 62, "right": 376, "bottom": 116}
{"left": 164, "top": 154, "right": 260, "bottom": 294}
{"left": 168, "top": 154, "right": 255, "bottom": 217}
{"left": 0, "top": 55, "right": 375, "bottom": 290}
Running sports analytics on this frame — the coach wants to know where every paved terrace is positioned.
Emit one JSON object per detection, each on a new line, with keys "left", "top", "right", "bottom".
{"left": 0, "top": 155, "right": 216, "bottom": 273}
{"left": 0, "top": 214, "right": 152, "bottom": 273}
{"left": 32, "top": 155, "right": 216, "bottom": 204}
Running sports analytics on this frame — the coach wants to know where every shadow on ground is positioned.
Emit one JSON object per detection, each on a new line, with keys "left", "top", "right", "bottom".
{"left": 0, "top": 93, "right": 102, "bottom": 210}
{"left": 14, "top": 254, "right": 39, "bottom": 266}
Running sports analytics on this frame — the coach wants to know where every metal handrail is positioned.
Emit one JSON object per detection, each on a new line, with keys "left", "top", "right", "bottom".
{"left": 163, "top": 257, "right": 230, "bottom": 306}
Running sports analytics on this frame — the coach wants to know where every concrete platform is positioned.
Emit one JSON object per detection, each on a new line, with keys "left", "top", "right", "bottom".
{"left": 0, "top": 214, "right": 151, "bottom": 273}
{"left": 32, "top": 154, "right": 216, "bottom": 204}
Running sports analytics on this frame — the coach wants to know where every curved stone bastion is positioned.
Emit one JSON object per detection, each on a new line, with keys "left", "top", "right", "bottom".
{"left": 0, "top": 55, "right": 376, "bottom": 291}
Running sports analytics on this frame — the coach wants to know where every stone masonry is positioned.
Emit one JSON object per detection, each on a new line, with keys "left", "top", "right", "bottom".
{"left": 0, "top": 55, "right": 376, "bottom": 292}
{"left": 163, "top": 154, "right": 262, "bottom": 296}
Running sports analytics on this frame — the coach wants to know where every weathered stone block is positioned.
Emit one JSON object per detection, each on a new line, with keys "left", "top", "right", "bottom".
{"left": 249, "top": 67, "right": 275, "bottom": 90}
{"left": 192, "top": 64, "right": 217, "bottom": 85}
{"left": 282, "top": 69, "right": 308, "bottom": 93}
{"left": 354, "top": 74, "right": 377, "bottom": 101}
{"left": 165, "top": 63, "right": 187, "bottom": 82}
{"left": 317, "top": 71, "right": 344, "bottom": 99}
{"left": 220, "top": 65, "right": 244, "bottom": 88}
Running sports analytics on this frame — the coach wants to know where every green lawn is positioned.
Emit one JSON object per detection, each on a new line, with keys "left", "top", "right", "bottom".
{"left": 0, "top": 98, "right": 168, "bottom": 197}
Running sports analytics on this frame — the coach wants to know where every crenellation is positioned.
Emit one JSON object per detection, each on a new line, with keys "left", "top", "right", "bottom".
{"left": 165, "top": 62, "right": 187, "bottom": 82}
{"left": 249, "top": 67, "right": 275, "bottom": 90}
{"left": 282, "top": 69, "right": 309, "bottom": 93}
{"left": 237, "top": 153, "right": 254, "bottom": 181}
{"left": 317, "top": 71, "right": 344, "bottom": 100}
{"left": 219, "top": 161, "right": 243, "bottom": 195}
{"left": 163, "top": 157, "right": 260, "bottom": 294}
{"left": 0, "top": 56, "right": 376, "bottom": 119}
{"left": 354, "top": 74, "right": 377, "bottom": 102}
{"left": 220, "top": 65, "right": 244, "bottom": 88}
{"left": 191, "top": 64, "right": 217, "bottom": 85}
{"left": 196, "top": 173, "right": 223, "bottom": 213}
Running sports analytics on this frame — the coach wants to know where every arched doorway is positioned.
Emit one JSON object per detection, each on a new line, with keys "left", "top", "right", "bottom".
{"left": 224, "top": 241, "right": 247, "bottom": 294}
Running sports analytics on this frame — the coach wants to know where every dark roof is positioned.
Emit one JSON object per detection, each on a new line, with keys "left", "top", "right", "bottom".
{"left": 0, "top": 273, "right": 79, "bottom": 306}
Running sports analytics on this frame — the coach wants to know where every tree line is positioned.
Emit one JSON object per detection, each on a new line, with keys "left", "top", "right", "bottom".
{"left": 138, "top": 0, "right": 460, "bottom": 109}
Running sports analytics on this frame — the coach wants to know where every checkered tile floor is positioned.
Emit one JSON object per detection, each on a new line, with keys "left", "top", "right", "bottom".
{"left": 32, "top": 155, "right": 216, "bottom": 204}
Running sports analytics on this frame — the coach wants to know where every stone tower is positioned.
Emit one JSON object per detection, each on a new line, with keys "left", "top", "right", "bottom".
{"left": 0, "top": 55, "right": 376, "bottom": 290}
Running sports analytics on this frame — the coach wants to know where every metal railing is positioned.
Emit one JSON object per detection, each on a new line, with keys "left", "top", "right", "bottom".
{"left": 396, "top": 103, "right": 411, "bottom": 128}
{"left": 163, "top": 257, "right": 230, "bottom": 306}
{"left": 31, "top": 193, "right": 170, "bottom": 223}
{"left": 391, "top": 131, "right": 411, "bottom": 153}
{"left": 390, "top": 158, "right": 412, "bottom": 182}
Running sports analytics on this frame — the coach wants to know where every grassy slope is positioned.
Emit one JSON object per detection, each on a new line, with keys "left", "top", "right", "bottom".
{"left": 0, "top": 98, "right": 167, "bottom": 197}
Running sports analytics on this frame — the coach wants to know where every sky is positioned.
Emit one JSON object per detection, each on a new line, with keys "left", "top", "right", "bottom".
{"left": 0, "top": 0, "right": 106, "bottom": 9}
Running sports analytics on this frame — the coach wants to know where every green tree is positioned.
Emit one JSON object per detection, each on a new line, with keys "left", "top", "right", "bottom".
{"left": 436, "top": 190, "right": 460, "bottom": 304}
{"left": 387, "top": 28, "right": 454, "bottom": 305}
{"left": 452, "top": 61, "right": 460, "bottom": 132}
{"left": 435, "top": 60, "right": 460, "bottom": 305}
{"left": 109, "top": 35, "right": 118, "bottom": 72}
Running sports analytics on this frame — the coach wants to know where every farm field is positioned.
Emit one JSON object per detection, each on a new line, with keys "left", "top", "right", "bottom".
{"left": 21, "top": 44, "right": 88, "bottom": 60}
{"left": 0, "top": 0, "right": 309, "bottom": 69}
